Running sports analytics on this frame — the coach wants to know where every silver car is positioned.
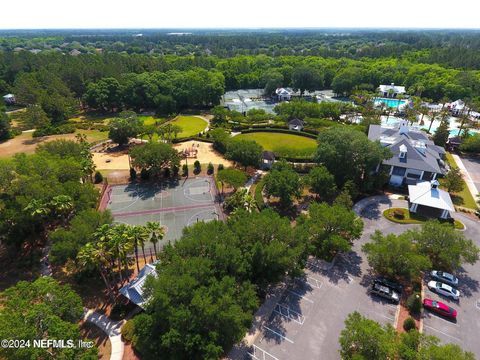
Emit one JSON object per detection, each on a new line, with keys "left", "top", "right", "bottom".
{"left": 427, "top": 281, "right": 460, "bottom": 300}
{"left": 430, "top": 270, "right": 458, "bottom": 287}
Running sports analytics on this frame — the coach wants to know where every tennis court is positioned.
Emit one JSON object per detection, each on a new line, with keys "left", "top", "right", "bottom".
{"left": 102, "top": 177, "right": 223, "bottom": 252}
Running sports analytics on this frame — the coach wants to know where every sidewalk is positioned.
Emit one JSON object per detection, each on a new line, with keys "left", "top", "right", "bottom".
{"left": 451, "top": 154, "right": 479, "bottom": 200}
{"left": 83, "top": 309, "right": 125, "bottom": 360}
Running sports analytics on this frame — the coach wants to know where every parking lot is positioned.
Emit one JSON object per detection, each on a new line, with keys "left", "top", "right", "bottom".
{"left": 422, "top": 213, "right": 480, "bottom": 356}
{"left": 248, "top": 196, "right": 480, "bottom": 359}
{"left": 250, "top": 254, "right": 398, "bottom": 360}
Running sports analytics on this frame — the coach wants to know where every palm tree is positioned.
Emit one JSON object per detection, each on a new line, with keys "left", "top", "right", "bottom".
{"left": 145, "top": 221, "right": 165, "bottom": 258}
{"left": 126, "top": 225, "right": 149, "bottom": 272}
{"left": 77, "top": 242, "right": 116, "bottom": 303}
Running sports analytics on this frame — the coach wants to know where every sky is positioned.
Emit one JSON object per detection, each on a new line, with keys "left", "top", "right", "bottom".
{"left": 1, "top": 0, "right": 480, "bottom": 29}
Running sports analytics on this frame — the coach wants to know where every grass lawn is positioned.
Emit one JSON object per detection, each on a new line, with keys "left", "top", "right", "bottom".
{"left": 169, "top": 116, "right": 208, "bottom": 138}
{"left": 234, "top": 132, "right": 317, "bottom": 156}
{"left": 383, "top": 208, "right": 464, "bottom": 230}
{"left": 138, "top": 115, "right": 164, "bottom": 126}
{"left": 442, "top": 152, "right": 478, "bottom": 210}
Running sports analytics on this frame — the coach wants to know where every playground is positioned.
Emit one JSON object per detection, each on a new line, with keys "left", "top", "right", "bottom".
{"left": 100, "top": 177, "right": 223, "bottom": 251}
{"left": 173, "top": 140, "right": 233, "bottom": 166}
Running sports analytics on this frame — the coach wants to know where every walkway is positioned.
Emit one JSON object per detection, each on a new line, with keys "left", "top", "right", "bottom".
{"left": 83, "top": 309, "right": 125, "bottom": 360}
{"left": 451, "top": 154, "right": 479, "bottom": 200}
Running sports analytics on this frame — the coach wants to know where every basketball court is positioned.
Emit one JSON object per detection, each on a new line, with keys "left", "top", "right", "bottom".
{"left": 101, "top": 177, "right": 223, "bottom": 252}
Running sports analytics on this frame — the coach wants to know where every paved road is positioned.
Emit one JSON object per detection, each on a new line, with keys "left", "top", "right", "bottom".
{"left": 458, "top": 155, "right": 480, "bottom": 197}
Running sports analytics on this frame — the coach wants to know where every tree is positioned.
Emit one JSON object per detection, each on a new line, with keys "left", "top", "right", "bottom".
{"left": 145, "top": 221, "right": 165, "bottom": 257}
{"left": 262, "top": 70, "right": 284, "bottom": 96}
{"left": 339, "top": 311, "right": 398, "bottom": 360}
{"left": 443, "top": 167, "right": 464, "bottom": 193}
{"left": 363, "top": 231, "right": 431, "bottom": 281}
{"left": 130, "top": 142, "right": 181, "bottom": 177}
{"left": 334, "top": 189, "right": 353, "bottom": 209}
{"left": 306, "top": 165, "right": 337, "bottom": 200}
{"left": 0, "top": 277, "right": 98, "bottom": 360}
{"left": 460, "top": 133, "right": 480, "bottom": 153}
{"left": 291, "top": 66, "right": 323, "bottom": 96}
{"left": 225, "top": 139, "right": 263, "bottom": 169}
{"left": 263, "top": 160, "right": 301, "bottom": 207}
{"left": 209, "top": 127, "right": 231, "bottom": 153}
{"left": 21, "top": 104, "right": 50, "bottom": 129}
{"left": 84, "top": 77, "right": 122, "bottom": 112}
{"left": 217, "top": 168, "right": 247, "bottom": 193}
{"left": 297, "top": 202, "right": 363, "bottom": 259}
{"left": 224, "top": 188, "right": 256, "bottom": 213}
{"left": 108, "top": 112, "right": 142, "bottom": 146}
{"left": 408, "top": 221, "right": 479, "bottom": 271}
{"left": 432, "top": 117, "right": 450, "bottom": 147}
{"left": 315, "top": 127, "right": 392, "bottom": 191}
{"left": 0, "top": 102, "right": 10, "bottom": 140}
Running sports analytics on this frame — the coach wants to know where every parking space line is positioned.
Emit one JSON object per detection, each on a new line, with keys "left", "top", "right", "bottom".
{"left": 274, "top": 304, "right": 306, "bottom": 325}
{"left": 248, "top": 344, "right": 280, "bottom": 360}
{"left": 263, "top": 325, "right": 294, "bottom": 344}
{"left": 423, "top": 325, "right": 462, "bottom": 342}
{"left": 287, "top": 289, "right": 314, "bottom": 303}
{"left": 305, "top": 276, "right": 323, "bottom": 289}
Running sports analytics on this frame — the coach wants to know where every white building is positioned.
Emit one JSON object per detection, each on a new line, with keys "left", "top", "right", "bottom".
{"left": 378, "top": 83, "right": 406, "bottom": 98}
{"left": 408, "top": 180, "right": 455, "bottom": 219}
{"left": 275, "top": 88, "right": 292, "bottom": 101}
{"left": 2, "top": 94, "right": 15, "bottom": 105}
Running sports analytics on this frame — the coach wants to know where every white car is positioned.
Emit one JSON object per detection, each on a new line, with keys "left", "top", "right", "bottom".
{"left": 430, "top": 270, "right": 459, "bottom": 287}
{"left": 427, "top": 281, "right": 460, "bottom": 300}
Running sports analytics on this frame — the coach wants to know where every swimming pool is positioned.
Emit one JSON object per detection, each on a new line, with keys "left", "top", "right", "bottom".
{"left": 374, "top": 98, "right": 406, "bottom": 108}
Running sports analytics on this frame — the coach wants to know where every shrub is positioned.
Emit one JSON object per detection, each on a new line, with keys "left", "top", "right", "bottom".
{"left": 218, "top": 163, "right": 224, "bottom": 171}
{"left": 130, "top": 167, "right": 137, "bottom": 180}
{"left": 121, "top": 319, "right": 136, "bottom": 343}
{"left": 33, "top": 124, "right": 76, "bottom": 138}
{"left": 393, "top": 209, "right": 405, "bottom": 219}
{"left": 110, "top": 302, "right": 130, "bottom": 320}
{"left": 194, "top": 160, "right": 201, "bottom": 174}
{"left": 207, "top": 162, "right": 214, "bottom": 175}
{"left": 182, "top": 164, "right": 188, "bottom": 176}
{"left": 164, "top": 167, "right": 170, "bottom": 177}
{"left": 172, "top": 165, "right": 179, "bottom": 177}
{"left": 403, "top": 317, "right": 416, "bottom": 331}
{"left": 94, "top": 171, "right": 103, "bottom": 184}
{"left": 140, "top": 168, "right": 150, "bottom": 180}
{"left": 406, "top": 292, "right": 422, "bottom": 316}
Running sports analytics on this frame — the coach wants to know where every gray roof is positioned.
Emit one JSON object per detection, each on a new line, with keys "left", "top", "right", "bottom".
{"left": 262, "top": 151, "right": 275, "bottom": 161}
{"left": 288, "top": 118, "right": 304, "bottom": 126}
{"left": 368, "top": 124, "right": 446, "bottom": 174}
{"left": 120, "top": 262, "right": 158, "bottom": 309}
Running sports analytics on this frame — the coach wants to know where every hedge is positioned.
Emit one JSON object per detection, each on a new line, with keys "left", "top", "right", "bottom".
{"left": 33, "top": 124, "right": 76, "bottom": 138}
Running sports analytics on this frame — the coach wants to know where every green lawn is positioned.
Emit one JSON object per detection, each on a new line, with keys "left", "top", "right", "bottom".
{"left": 383, "top": 208, "right": 464, "bottom": 230}
{"left": 138, "top": 115, "right": 164, "bottom": 126}
{"left": 169, "top": 116, "right": 208, "bottom": 138}
{"left": 442, "top": 152, "right": 478, "bottom": 210}
{"left": 234, "top": 132, "right": 318, "bottom": 157}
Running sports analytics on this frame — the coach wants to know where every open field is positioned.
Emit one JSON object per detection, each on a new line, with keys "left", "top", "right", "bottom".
{"left": 170, "top": 116, "right": 208, "bottom": 138}
{"left": 0, "top": 130, "right": 109, "bottom": 158}
{"left": 138, "top": 115, "right": 164, "bottom": 126}
{"left": 234, "top": 131, "right": 317, "bottom": 155}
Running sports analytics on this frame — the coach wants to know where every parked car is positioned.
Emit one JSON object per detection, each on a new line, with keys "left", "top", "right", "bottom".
{"left": 427, "top": 281, "right": 460, "bottom": 300}
{"left": 375, "top": 277, "right": 403, "bottom": 293}
{"left": 370, "top": 280, "right": 400, "bottom": 303}
{"left": 430, "top": 270, "right": 458, "bottom": 287}
{"left": 423, "top": 298, "right": 457, "bottom": 319}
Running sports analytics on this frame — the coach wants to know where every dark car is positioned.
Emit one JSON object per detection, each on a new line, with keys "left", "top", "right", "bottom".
{"left": 423, "top": 298, "right": 457, "bottom": 319}
{"left": 370, "top": 281, "right": 400, "bottom": 303}
{"left": 375, "top": 277, "right": 403, "bottom": 293}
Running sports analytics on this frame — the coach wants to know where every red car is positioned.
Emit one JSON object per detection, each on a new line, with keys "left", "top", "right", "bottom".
{"left": 423, "top": 298, "right": 457, "bottom": 319}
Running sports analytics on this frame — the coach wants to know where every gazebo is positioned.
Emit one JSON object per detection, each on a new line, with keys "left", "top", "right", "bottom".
{"left": 408, "top": 180, "right": 455, "bottom": 219}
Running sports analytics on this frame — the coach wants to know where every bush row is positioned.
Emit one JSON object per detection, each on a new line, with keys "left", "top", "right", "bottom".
{"left": 239, "top": 127, "right": 319, "bottom": 140}
{"left": 33, "top": 124, "right": 76, "bottom": 138}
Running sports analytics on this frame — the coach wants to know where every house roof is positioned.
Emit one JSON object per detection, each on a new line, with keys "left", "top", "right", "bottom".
{"left": 408, "top": 181, "right": 455, "bottom": 212}
{"left": 262, "top": 151, "right": 275, "bottom": 161}
{"left": 378, "top": 84, "right": 406, "bottom": 94}
{"left": 3, "top": 94, "right": 14, "bottom": 99}
{"left": 275, "top": 88, "right": 292, "bottom": 96}
{"left": 288, "top": 118, "right": 304, "bottom": 126}
{"left": 368, "top": 124, "right": 445, "bottom": 174}
{"left": 120, "top": 262, "right": 158, "bottom": 309}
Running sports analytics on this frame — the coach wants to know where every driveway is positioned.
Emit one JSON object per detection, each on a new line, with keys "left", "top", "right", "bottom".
{"left": 248, "top": 196, "right": 415, "bottom": 360}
